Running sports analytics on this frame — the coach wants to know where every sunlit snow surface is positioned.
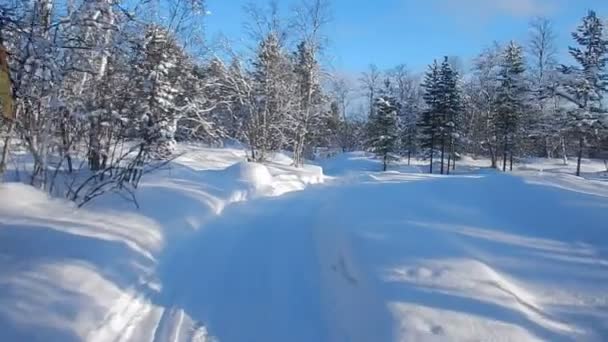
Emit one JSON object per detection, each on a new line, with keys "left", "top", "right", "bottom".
{"left": 1, "top": 147, "right": 607, "bottom": 341}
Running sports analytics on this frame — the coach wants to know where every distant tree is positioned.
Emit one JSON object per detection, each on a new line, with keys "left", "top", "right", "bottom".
{"left": 290, "top": 0, "right": 330, "bottom": 166}
{"left": 419, "top": 61, "right": 442, "bottom": 173}
{"left": 367, "top": 81, "right": 399, "bottom": 171}
{"left": 418, "top": 58, "right": 462, "bottom": 174}
{"left": 360, "top": 64, "right": 382, "bottom": 119}
{"left": 249, "top": 32, "right": 295, "bottom": 161}
{"left": 438, "top": 57, "right": 463, "bottom": 174}
{"left": 558, "top": 10, "right": 608, "bottom": 176}
{"left": 527, "top": 17, "right": 564, "bottom": 160}
{"left": 495, "top": 41, "right": 527, "bottom": 172}
{"left": 329, "top": 76, "right": 354, "bottom": 151}
{"left": 468, "top": 43, "right": 503, "bottom": 168}
{"left": 388, "top": 64, "right": 421, "bottom": 165}
{"left": 291, "top": 40, "right": 327, "bottom": 165}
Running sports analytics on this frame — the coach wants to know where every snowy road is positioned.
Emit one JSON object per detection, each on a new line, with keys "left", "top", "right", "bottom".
{"left": 154, "top": 171, "right": 608, "bottom": 342}
{"left": 2, "top": 150, "right": 608, "bottom": 341}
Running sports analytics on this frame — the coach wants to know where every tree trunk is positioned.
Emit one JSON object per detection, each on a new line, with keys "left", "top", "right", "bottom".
{"left": 407, "top": 150, "right": 411, "bottom": 166}
{"left": 576, "top": 136, "right": 583, "bottom": 177}
{"left": 88, "top": 117, "right": 101, "bottom": 171}
{"left": 383, "top": 153, "right": 388, "bottom": 171}
{"left": 447, "top": 149, "right": 451, "bottom": 175}
{"left": 561, "top": 136, "right": 568, "bottom": 166}
{"left": 440, "top": 135, "right": 445, "bottom": 175}
{"left": 449, "top": 137, "right": 455, "bottom": 173}
{"left": 502, "top": 135, "right": 508, "bottom": 172}
{"left": 509, "top": 151, "right": 513, "bottom": 171}
{"left": 429, "top": 134, "right": 435, "bottom": 174}
{"left": 60, "top": 118, "right": 73, "bottom": 173}
{"left": 0, "top": 120, "right": 14, "bottom": 176}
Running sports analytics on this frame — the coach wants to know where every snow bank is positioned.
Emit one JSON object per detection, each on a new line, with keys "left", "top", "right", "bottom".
{"left": 226, "top": 161, "right": 274, "bottom": 191}
{"left": 0, "top": 183, "right": 164, "bottom": 341}
{"left": 0, "top": 145, "right": 325, "bottom": 342}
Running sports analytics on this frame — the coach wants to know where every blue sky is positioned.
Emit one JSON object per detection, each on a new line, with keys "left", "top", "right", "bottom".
{"left": 204, "top": 0, "right": 608, "bottom": 73}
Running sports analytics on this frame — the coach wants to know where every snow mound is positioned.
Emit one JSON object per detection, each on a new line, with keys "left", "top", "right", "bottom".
{"left": 226, "top": 161, "right": 274, "bottom": 191}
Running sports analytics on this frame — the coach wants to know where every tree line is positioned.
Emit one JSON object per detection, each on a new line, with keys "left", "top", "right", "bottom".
{"left": 0, "top": 2, "right": 606, "bottom": 206}
{"left": 0, "top": 0, "right": 340, "bottom": 205}
{"left": 360, "top": 11, "right": 608, "bottom": 176}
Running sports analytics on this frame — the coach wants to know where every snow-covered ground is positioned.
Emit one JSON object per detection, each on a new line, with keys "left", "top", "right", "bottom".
{"left": 1, "top": 147, "right": 607, "bottom": 341}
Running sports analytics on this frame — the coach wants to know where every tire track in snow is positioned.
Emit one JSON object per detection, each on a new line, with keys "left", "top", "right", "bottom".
{"left": 311, "top": 190, "right": 394, "bottom": 342}
{"left": 87, "top": 288, "right": 152, "bottom": 342}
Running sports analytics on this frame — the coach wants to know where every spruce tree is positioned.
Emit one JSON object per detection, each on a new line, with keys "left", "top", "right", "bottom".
{"left": 559, "top": 10, "right": 608, "bottom": 176}
{"left": 367, "top": 81, "right": 399, "bottom": 171}
{"left": 135, "top": 26, "right": 184, "bottom": 159}
{"left": 250, "top": 32, "right": 295, "bottom": 161}
{"left": 292, "top": 41, "right": 326, "bottom": 166}
{"left": 495, "top": 41, "right": 526, "bottom": 172}
{"left": 419, "top": 61, "right": 442, "bottom": 174}
{"left": 419, "top": 58, "right": 462, "bottom": 174}
{"left": 439, "top": 57, "right": 463, "bottom": 174}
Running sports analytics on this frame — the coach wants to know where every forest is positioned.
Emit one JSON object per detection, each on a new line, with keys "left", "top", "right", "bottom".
{"left": 0, "top": 0, "right": 606, "bottom": 204}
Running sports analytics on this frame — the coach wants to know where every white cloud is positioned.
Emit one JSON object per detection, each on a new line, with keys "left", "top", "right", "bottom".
{"left": 436, "top": 0, "right": 558, "bottom": 19}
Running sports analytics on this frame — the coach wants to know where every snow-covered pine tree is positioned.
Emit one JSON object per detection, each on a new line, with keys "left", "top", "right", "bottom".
{"left": 439, "top": 57, "right": 463, "bottom": 174}
{"left": 292, "top": 40, "right": 326, "bottom": 166}
{"left": 388, "top": 65, "right": 421, "bottom": 165}
{"left": 135, "top": 25, "right": 183, "bottom": 159}
{"left": 250, "top": 31, "right": 295, "bottom": 161}
{"left": 419, "top": 60, "right": 442, "bottom": 174}
{"left": 558, "top": 10, "right": 608, "bottom": 176}
{"left": 418, "top": 58, "right": 461, "bottom": 174}
{"left": 290, "top": 0, "right": 330, "bottom": 165}
{"left": 495, "top": 41, "right": 527, "bottom": 172}
{"left": 367, "top": 80, "right": 399, "bottom": 171}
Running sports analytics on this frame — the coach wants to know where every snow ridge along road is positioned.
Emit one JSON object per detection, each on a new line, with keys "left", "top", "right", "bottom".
{"left": 1, "top": 149, "right": 607, "bottom": 341}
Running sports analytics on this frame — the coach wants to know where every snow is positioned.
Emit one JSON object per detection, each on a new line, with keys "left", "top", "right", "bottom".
{"left": 1, "top": 147, "right": 608, "bottom": 342}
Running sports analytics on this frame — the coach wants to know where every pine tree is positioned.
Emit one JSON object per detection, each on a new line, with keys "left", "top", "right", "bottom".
{"left": 495, "top": 41, "right": 527, "bottom": 172}
{"left": 291, "top": 41, "right": 326, "bottom": 166}
{"left": 250, "top": 32, "right": 295, "bottom": 161}
{"left": 388, "top": 65, "right": 421, "bottom": 165}
{"left": 418, "top": 58, "right": 462, "bottom": 174}
{"left": 439, "top": 57, "right": 463, "bottom": 174}
{"left": 135, "top": 26, "right": 184, "bottom": 158}
{"left": 559, "top": 10, "right": 608, "bottom": 176}
{"left": 419, "top": 61, "right": 442, "bottom": 174}
{"left": 367, "top": 81, "right": 399, "bottom": 171}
